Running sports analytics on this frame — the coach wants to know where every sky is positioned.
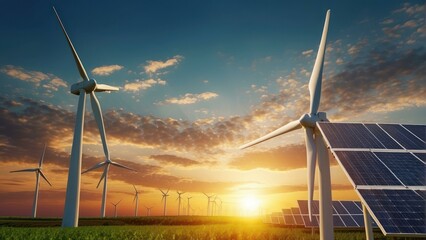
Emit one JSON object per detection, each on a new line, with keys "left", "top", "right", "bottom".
{"left": 0, "top": 0, "right": 425, "bottom": 217}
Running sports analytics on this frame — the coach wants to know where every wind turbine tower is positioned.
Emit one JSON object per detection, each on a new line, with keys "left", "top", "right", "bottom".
{"left": 202, "top": 193, "right": 214, "bottom": 216}
{"left": 10, "top": 144, "right": 52, "bottom": 218}
{"left": 111, "top": 200, "right": 121, "bottom": 218}
{"left": 176, "top": 191, "right": 185, "bottom": 216}
{"left": 144, "top": 206, "right": 153, "bottom": 216}
{"left": 186, "top": 196, "right": 192, "bottom": 216}
{"left": 160, "top": 189, "right": 169, "bottom": 216}
{"left": 240, "top": 10, "right": 333, "bottom": 240}
{"left": 133, "top": 185, "right": 139, "bottom": 216}
{"left": 52, "top": 7, "right": 122, "bottom": 227}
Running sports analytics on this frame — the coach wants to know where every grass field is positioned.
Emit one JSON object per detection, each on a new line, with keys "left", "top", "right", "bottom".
{"left": 0, "top": 216, "right": 391, "bottom": 240}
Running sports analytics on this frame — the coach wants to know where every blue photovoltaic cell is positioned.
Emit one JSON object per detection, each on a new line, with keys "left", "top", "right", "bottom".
{"left": 340, "top": 215, "right": 358, "bottom": 227}
{"left": 341, "top": 201, "right": 362, "bottom": 214}
{"left": 364, "top": 124, "right": 402, "bottom": 149}
{"left": 403, "top": 124, "right": 426, "bottom": 142}
{"left": 352, "top": 215, "right": 364, "bottom": 227}
{"left": 415, "top": 190, "right": 426, "bottom": 200}
{"left": 294, "top": 214, "right": 304, "bottom": 225}
{"left": 333, "top": 201, "right": 349, "bottom": 215}
{"left": 291, "top": 207, "right": 300, "bottom": 215}
{"left": 414, "top": 153, "right": 426, "bottom": 163}
{"left": 297, "top": 200, "right": 309, "bottom": 214}
{"left": 333, "top": 215, "right": 345, "bottom": 227}
{"left": 302, "top": 215, "right": 319, "bottom": 227}
{"left": 335, "top": 151, "right": 402, "bottom": 186}
{"left": 284, "top": 215, "right": 295, "bottom": 225}
{"left": 358, "top": 189, "right": 426, "bottom": 235}
{"left": 318, "top": 123, "right": 384, "bottom": 149}
{"left": 379, "top": 124, "right": 425, "bottom": 150}
{"left": 374, "top": 152, "right": 426, "bottom": 186}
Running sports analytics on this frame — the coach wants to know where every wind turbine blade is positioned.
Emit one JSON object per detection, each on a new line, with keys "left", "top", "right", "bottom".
{"left": 39, "top": 170, "right": 52, "bottom": 187}
{"left": 90, "top": 92, "right": 110, "bottom": 160}
{"left": 10, "top": 168, "right": 38, "bottom": 173}
{"left": 39, "top": 144, "right": 47, "bottom": 168}
{"left": 96, "top": 166, "right": 108, "bottom": 189}
{"left": 95, "top": 84, "right": 119, "bottom": 92}
{"left": 160, "top": 189, "right": 165, "bottom": 195}
{"left": 110, "top": 161, "right": 136, "bottom": 172}
{"left": 82, "top": 161, "right": 106, "bottom": 174}
{"left": 117, "top": 199, "right": 122, "bottom": 205}
{"left": 308, "top": 10, "right": 330, "bottom": 115}
{"left": 239, "top": 120, "right": 301, "bottom": 149}
{"left": 52, "top": 7, "right": 89, "bottom": 81}
{"left": 304, "top": 127, "right": 317, "bottom": 221}
{"left": 133, "top": 184, "right": 138, "bottom": 192}
{"left": 165, "top": 189, "right": 169, "bottom": 194}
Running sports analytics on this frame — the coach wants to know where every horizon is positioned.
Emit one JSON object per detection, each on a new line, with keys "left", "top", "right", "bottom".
{"left": 0, "top": 0, "right": 425, "bottom": 218}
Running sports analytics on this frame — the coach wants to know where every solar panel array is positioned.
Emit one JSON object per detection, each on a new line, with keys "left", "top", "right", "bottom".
{"left": 297, "top": 200, "right": 377, "bottom": 228}
{"left": 318, "top": 122, "right": 426, "bottom": 237}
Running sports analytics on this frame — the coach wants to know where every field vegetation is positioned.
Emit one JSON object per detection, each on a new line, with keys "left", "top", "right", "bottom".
{"left": 0, "top": 216, "right": 391, "bottom": 240}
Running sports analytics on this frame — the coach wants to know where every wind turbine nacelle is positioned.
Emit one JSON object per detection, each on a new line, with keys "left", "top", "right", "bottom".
{"left": 70, "top": 79, "right": 97, "bottom": 95}
{"left": 299, "top": 112, "right": 328, "bottom": 128}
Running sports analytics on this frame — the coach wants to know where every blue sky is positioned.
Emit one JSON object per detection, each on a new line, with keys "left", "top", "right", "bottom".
{"left": 0, "top": 1, "right": 425, "bottom": 217}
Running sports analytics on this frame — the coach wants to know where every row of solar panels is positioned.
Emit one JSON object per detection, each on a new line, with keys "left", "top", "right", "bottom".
{"left": 263, "top": 200, "right": 377, "bottom": 228}
{"left": 318, "top": 123, "right": 425, "bottom": 150}
{"left": 318, "top": 122, "right": 426, "bottom": 237}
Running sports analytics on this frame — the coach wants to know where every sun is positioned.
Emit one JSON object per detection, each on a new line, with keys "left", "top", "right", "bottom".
{"left": 241, "top": 195, "right": 260, "bottom": 216}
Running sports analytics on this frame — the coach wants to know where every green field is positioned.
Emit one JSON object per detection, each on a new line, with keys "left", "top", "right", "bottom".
{"left": 0, "top": 216, "right": 390, "bottom": 240}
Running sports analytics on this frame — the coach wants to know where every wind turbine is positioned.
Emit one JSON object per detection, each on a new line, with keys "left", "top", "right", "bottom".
{"left": 186, "top": 196, "right": 192, "bottom": 216}
{"left": 82, "top": 159, "right": 135, "bottom": 218}
{"left": 52, "top": 7, "right": 121, "bottom": 227}
{"left": 160, "top": 189, "right": 169, "bottom": 216}
{"left": 240, "top": 10, "right": 333, "bottom": 240}
{"left": 111, "top": 199, "right": 121, "bottom": 218}
{"left": 176, "top": 191, "right": 185, "bottom": 216}
{"left": 144, "top": 206, "right": 153, "bottom": 216}
{"left": 10, "top": 144, "right": 52, "bottom": 218}
{"left": 133, "top": 185, "right": 139, "bottom": 216}
{"left": 202, "top": 192, "right": 214, "bottom": 216}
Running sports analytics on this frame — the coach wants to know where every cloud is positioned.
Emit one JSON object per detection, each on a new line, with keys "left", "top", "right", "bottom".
{"left": 143, "top": 55, "right": 183, "bottom": 74}
{"left": 347, "top": 39, "right": 368, "bottom": 55}
{"left": 157, "top": 92, "right": 218, "bottom": 105}
{"left": 0, "top": 65, "right": 67, "bottom": 91}
{"left": 393, "top": 3, "right": 425, "bottom": 15}
{"left": 302, "top": 49, "right": 313, "bottom": 57}
{"left": 229, "top": 144, "right": 338, "bottom": 171}
{"left": 381, "top": 18, "right": 394, "bottom": 25}
{"left": 123, "top": 78, "right": 166, "bottom": 92}
{"left": 91, "top": 65, "right": 124, "bottom": 76}
{"left": 335, "top": 58, "right": 344, "bottom": 65}
{"left": 150, "top": 154, "right": 200, "bottom": 167}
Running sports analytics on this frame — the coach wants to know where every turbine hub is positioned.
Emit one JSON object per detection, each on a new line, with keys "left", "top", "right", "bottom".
{"left": 70, "top": 79, "right": 97, "bottom": 95}
{"left": 299, "top": 112, "right": 329, "bottom": 128}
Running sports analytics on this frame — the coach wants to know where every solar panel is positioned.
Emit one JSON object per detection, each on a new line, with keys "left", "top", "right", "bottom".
{"left": 297, "top": 200, "right": 375, "bottom": 228}
{"left": 374, "top": 152, "right": 425, "bottom": 186}
{"left": 364, "top": 124, "right": 402, "bottom": 149}
{"left": 359, "top": 189, "right": 426, "bottom": 235}
{"left": 402, "top": 124, "right": 426, "bottom": 142}
{"left": 334, "top": 151, "right": 401, "bottom": 186}
{"left": 317, "top": 122, "right": 426, "bottom": 237}
{"left": 333, "top": 201, "right": 348, "bottom": 215}
{"left": 319, "top": 123, "right": 383, "bottom": 149}
{"left": 379, "top": 124, "right": 425, "bottom": 150}
{"left": 340, "top": 201, "right": 362, "bottom": 214}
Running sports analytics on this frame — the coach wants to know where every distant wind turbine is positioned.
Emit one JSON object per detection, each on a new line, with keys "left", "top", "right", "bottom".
{"left": 240, "top": 10, "right": 333, "bottom": 240}
{"left": 144, "top": 206, "right": 153, "bottom": 216}
{"left": 202, "top": 192, "right": 214, "bottom": 216}
{"left": 160, "top": 189, "right": 169, "bottom": 216}
{"left": 52, "top": 7, "right": 121, "bottom": 227}
{"left": 10, "top": 144, "right": 51, "bottom": 218}
{"left": 111, "top": 199, "right": 122, "bottom": 218}
{"left": 186, "top": 196, "right": 192, "bottom": 216}
{"left": 133, "top": 185, "right": 139, "bottom": 216}
{"left": 82, "top": 159, "right": 135, "bottom": 218}
{"left": 176, "top": 191, "right": 185, "bottom": 216}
